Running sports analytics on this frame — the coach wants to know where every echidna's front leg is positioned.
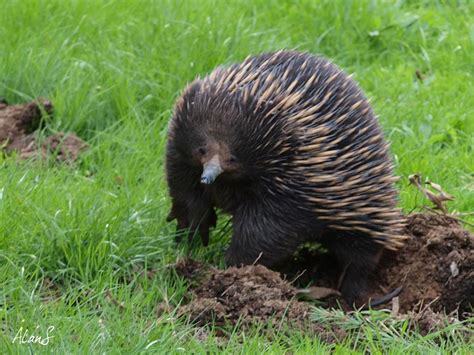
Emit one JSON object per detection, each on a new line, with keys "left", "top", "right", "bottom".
{"left": 166, "top": 157, "right": 217, "bottom": 246}
{"left": 167, "top": 199, "right": 216, "bottom": 246}
{"left": 224, "top": 209, "right": 299, "bottom": 267}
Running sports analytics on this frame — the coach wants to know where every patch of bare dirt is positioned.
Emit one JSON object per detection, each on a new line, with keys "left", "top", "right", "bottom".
{"left": 0, "top": 98, "right": 87, "bottom": 162}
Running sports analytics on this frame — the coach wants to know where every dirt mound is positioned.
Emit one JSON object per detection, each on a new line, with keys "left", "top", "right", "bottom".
{"left": 7, "top": 131, "right": 88, "bottom": 162}
{"left": 379, "top": 213, "right": 473, "bottom": 315}
{"left": 0, "top": 97, "right": 52, "bottom": 141}
{"left": 0, "top": 98, "right": 87, "bottom": 162}
{"left": 177, "top": 264, "right": 307, "bottom": 324}
{"left": 176, "top": 261, "right": 346, "bottom": 340}
{"left": 277, "top": 212, "right": 473, "bottom": 315}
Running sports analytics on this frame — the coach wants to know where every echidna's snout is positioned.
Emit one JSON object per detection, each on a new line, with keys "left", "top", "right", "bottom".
{"left": 200, "top": 154, "right": 223, "bottom": 184}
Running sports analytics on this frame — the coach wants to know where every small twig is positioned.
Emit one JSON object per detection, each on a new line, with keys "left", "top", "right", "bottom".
{"left": 417, "top": 296, "right": 440, "bottom": 317}
{"left": 423, "top": 206, "right": 474, "bottom": 228}
{"left": 337, "top": 263, "right": 350, "bottom": 290}
{"left": 453, "top": 211, "right": 474, "bottom": 216}
{"left": 289, "top": 269, "right": 307, "bottom": 284}
{"left": 220, "top": 284, "right": 234, "bottom": 297}
{"left": 252, "top": 252, "right": 263, "bottom": 265}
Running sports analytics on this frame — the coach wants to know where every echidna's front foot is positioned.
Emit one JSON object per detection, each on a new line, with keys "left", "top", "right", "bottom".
{"left": 167, "top": 202, "right": 216, "bottom": 246}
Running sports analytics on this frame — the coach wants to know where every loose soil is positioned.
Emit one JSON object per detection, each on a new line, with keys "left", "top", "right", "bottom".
{"left": 175, "top": 213, "right": 473, "bottom": 333}
{"left": 379, "top": 213, "right": 473, "bottom": 315}
{"left": 175, "top": 262, "right": 346, "bottom": 341}
{"left": 177, "top": 263, "right": 309, "bottom": 326}
{"left": 0, "top": 98, "right": 87, "bottom": 162}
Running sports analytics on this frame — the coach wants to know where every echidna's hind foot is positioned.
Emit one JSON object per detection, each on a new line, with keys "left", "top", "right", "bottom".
{"left": 323, "top": 232, "right": 384, "bottom": 307}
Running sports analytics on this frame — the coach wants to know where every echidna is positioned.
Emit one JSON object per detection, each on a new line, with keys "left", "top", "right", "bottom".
{"left": 166, "top": 50, "right": 405, "bottom": 304}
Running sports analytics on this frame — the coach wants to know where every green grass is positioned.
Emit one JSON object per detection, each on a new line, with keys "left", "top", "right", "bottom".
{"left": 1, "top": 0, "right": 473, "bottom": 353}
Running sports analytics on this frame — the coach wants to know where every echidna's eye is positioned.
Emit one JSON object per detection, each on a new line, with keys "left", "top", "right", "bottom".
{"left": 198, "top": 147, "right": 206, "bottom": 156}
{"left": 229, "top": 156, "right": 237, "bottom": 163}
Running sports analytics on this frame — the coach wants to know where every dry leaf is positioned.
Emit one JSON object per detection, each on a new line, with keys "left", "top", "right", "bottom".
{"left": 409, "top": 174, "right": 454, "bottom": 213}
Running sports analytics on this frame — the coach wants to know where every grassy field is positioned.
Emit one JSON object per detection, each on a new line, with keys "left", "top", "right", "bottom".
{"left": 1, "top": 0, "right": 473, "bottom": 353}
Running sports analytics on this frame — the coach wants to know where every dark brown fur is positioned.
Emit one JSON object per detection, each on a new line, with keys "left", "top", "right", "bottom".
{"left": 166, "top": 51, "right": 405, "bottom": 304}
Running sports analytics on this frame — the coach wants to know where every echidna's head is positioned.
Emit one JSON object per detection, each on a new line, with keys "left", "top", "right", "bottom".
{"left": 168, "top": 69, "right": 296, "bottom": 188}
{"left": 168, "top": 81, "right": 259, "bottom": 186}
{"left": 170, "top": 126, "right": 247, "bottom": 185}
{"left": 191, "top": 139, "right": 243, "bottom": 184}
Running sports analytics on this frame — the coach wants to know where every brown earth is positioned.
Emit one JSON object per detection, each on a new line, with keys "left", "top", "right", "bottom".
{"left": 175, "top": 213, "right": 473, "bottom": 333}
{"left": 175, "top": 262, "right": 346, "bottom": 341}
{"left": 177, "top": 263, "right": 308, "bottom": 326}
{"left": 280, "top": 213, "right": 473, "bottom": 316}
{"left": 0, "top": 98, "right": 87, "bottom": 162}
{"left": 379, "top": 213, "right": 473, "bottom": 315}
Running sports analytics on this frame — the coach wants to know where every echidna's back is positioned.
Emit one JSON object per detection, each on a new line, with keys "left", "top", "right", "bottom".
{"left": 177, "top": 51, "right": 405, "bottom": 249}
